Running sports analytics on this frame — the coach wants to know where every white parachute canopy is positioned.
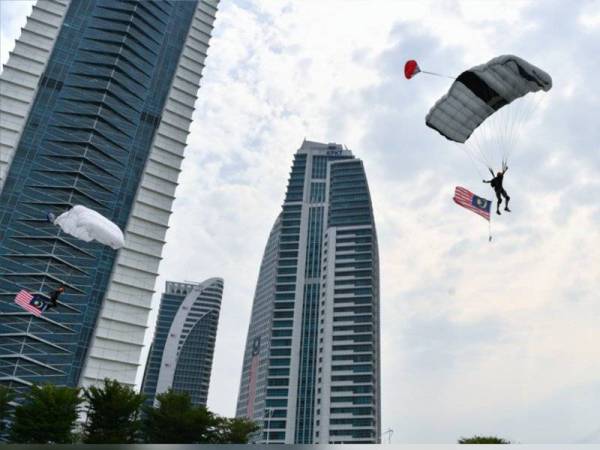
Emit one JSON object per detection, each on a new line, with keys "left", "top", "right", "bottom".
{"left": 52, "top": 205, "right": 125, "bottom": 249}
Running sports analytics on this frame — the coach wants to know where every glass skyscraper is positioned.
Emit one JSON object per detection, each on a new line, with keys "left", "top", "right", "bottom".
{"left": 0, "top": 0, "right": 219, "bottom": 396}
{"left": 236, "top": 140, "right": 381, "bottom": 444}
{"left": 236, "top": 213, "right": 282, "bottom": 422}
{"left": 141, "top": 279, "right": 223, "bottom": 407}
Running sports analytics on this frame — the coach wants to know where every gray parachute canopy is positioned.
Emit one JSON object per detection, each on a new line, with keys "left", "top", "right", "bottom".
{"left": 425, "top": 55, "right": 552, "bottom": 143}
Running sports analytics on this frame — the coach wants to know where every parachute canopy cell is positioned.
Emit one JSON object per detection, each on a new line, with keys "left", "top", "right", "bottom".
{"left": 425, "top": 55, "right": 552, "bottom": 143}
{"left": 404, "top": 59, "right": 420, "bottom": 79}
{"left": 52, "top": 205, "right": 125, "bottom": 249}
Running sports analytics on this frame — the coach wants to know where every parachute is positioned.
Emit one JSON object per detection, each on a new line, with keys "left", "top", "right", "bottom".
{"left": 409, "top": 55, "right": 552, "bottom": 172}
{"left": 425, "top": 55, "right": 552, "bottom": 143}
{"left": 49, "top": 205, "right": 125, "bottom": 249}
{"left": 404, "top": 60, "right": 420, "bottom": 79}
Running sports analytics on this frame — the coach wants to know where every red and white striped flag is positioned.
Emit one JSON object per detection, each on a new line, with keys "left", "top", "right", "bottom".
{"left": 14, "top": 290, "right": 44, "bottom": 317}
{"left": 453, "top": 186, "right": 492, "bottom": 221}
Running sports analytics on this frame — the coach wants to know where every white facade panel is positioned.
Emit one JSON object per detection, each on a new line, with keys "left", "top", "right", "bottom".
{"left": 19, "top": 29, "right": 56, "bottom": 50}
{"left": 93, "top": 318, "right": 146, "bottom": 343}
{"left": 149, "top": 146, "right": 184, "bottom": 168}
{"left": 0, "top": 0, "right": 69, "bottom": 191}
{"left": 126, "top": 217, "right": 168, "bottom": 243}
{"left": 12, "top": 41, "right": 49, "bottom": 64}
{"left": 141, "top": 173, "right": 179, "bottom": 197}
{"left": 80, "top": 0, "right": 219, "bottom": 389}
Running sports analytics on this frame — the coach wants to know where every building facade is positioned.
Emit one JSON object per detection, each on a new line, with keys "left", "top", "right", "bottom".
{"left": 142, "top": 279, "right": 223, "bottom": 407}
{"left": 236, "top": 213, "right": 282, "bottom": 421}
{"left": 0, "top": 0, "right": 219, "bottom": 396}
{"left": 236, "top": 140, "right": 381, "bottom": 444}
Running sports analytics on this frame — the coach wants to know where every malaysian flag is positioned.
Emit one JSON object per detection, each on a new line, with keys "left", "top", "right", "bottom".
{"left": 14, "top": 290, "right": 45, "bottom": 317}
{"left": 246, "top": 336, "right": 261, "bottom": 418}
{"left": 453, "top": 186, "right": 491, "bottom": 221}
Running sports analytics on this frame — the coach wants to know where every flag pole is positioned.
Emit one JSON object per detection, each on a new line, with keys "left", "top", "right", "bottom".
{"left": 488, "top": 219, "right": 493, "bottom": 242}
{"left": 13, "top": 315, "right": 33, "bottom": 377}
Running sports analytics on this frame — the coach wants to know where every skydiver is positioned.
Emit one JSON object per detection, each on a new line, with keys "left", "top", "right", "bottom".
{"left": 44, "top": 284, "right": 65, "bottom": 310}
{"left": 483, "top": 166, "right": 510, "bottom": 215}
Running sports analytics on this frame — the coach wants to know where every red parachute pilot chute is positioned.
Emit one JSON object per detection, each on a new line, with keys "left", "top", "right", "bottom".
{"left": 404, "top": 60, "right": 420, "bottom": 79}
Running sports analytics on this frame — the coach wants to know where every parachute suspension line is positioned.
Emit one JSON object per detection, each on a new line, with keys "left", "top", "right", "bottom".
{"left": 492, "top": 106, "right": 506, "bottom": 169}
{"left": 467, "top": 123, "right": 494, "bottom": 172}
{"left": 483, "top": 102, "right": 508, "bottom": 172}
{"left": 481, "top": 113, "right": 499, "bottom": 171}
{"left": 506, "top": 92, "right": 544, "bottom": 163}
{"left": 506, "top": 92, "right": 532, "bottom": 162}
{"left": 483, "top": 114, "right": 500, "bottom": 170}
{"left": 508, "top": 92, "right": 541, "bottom": 163}
{"left": 418, "top": 70, "right": 457, "bottom": 80}
{"left": 502, "top": 99, "right": 521, "bottom": 165}
{"left": 501, "top": 96, "right": 518, "bottom": 168}
{"left": 500, "top": 100, "right": 510, "bottom": 165}
{"left": 502, "top": 94, "right": 526, "bottom": 164}
{"left": 465, "top": 139, "right": 491, "bottom": 172}
{"left": 453, "top": 142, "right": 486, "bottom": 180}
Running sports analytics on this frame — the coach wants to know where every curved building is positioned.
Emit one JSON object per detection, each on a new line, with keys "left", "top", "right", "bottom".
{"left": 236, "top": 213, "right": 282, "bottom": 420}
{"left": 0, "top": 0, "right": 219, "bottom": 396}
{"left": 236, "top": 140, "right": 381, "bottom": 444}
{"left": 142, "top": 278, "right": 223, "bottom": 407}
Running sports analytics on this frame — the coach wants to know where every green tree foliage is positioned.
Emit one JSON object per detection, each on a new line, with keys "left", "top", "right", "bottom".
{"left": 0, "top": 385, "right": 15, "bottom": 435}
{"left": 82, "top": 378, "right": 146, "bottom": 443}
{"left": 4, "top": 380, "right": 256, "bottom": 444}
{"left": 142, "top": 390, "right": 217, "bottom": 443}
{"left": 142, "top": 389, "right": 258, "bottom": 444}
{"left": 459, "top": 435, "right": 511, "bottom": 444}
{"left": 215, "top": 417, "right": 260, "bottom": 444}
{"left": 9, "top": 384, "right": 82, "bottom": 444}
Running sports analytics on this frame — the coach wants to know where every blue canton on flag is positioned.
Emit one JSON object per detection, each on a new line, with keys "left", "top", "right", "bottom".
{"left": 453, "top": 186, "right": 491, "bottom": 221}
{"left": 471, "top": 194, "right": 491, "bottom": 214}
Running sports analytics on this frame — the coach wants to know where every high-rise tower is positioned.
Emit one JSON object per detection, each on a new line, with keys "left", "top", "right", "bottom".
{"left": 0, "top": 0, "right": 219, "bottom": 395}
{"left": 142, "top": 279, "right": 223, "bottom": 407}
{"left": 236, "top": 140, "right": 381, "bottom": 444}
{"left": 236, "top": 213, "right": 282, "bottom": 421}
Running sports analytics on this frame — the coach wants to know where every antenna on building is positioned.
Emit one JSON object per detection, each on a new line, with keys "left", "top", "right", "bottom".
{"left": 383, "top": 428, "right": 394, "bottom": 444}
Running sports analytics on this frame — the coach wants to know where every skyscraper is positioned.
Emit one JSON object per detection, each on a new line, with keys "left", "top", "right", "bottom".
{"left": 236, "top": 213, "right": 282, "bottom": 421}
{"left": 236, "top": 140, "right": 381, "bottom": 444}
{"left": 0, "top": 0, "right": 219, "bottom": 395}
{"left": 142, "top": 279, "right": 223, "bottom": 407}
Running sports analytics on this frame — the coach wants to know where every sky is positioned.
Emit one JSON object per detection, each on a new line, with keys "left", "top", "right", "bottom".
{"left": 2, "top": 0, "right": 600, "bottom": 444}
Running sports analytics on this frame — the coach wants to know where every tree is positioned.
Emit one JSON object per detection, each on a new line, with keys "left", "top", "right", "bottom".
{"left": 0, "top": 385, "right": 15, "bottom": 435}
{"left": 142, "top": 390, "right": 258, "bottom": 444}
{"left": 215, "top": 417, "right": 259, "bottom": 444}
{"left": 142, "top": 390, "right": 218, "bottom": 443}
{"left": 459, "top": 435, "right": 511, "bottom": 444}
{"left": 9, "top": 384, "right": 82, "bottom": 443}
{"left": 82, "top": 378, "right": 145, "bottom": 443}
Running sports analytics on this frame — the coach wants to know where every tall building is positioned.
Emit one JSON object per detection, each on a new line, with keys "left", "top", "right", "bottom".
{"left": 236, "top": 213, "right": 282, "bottom": 421}
{"left": 0, "top": 0, "right": 219, "bottom": 396}
{"left": 236, "top": 140, "right": 381, "bottom": 444}
{"left": 141, "top": 279, "right": 223, "bottom": 407}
